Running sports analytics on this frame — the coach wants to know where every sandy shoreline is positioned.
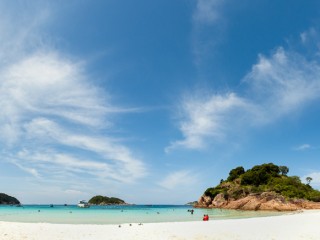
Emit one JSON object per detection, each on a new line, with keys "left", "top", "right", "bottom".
{"left": 0, "top": 210, "right": 319, "bottom": 240}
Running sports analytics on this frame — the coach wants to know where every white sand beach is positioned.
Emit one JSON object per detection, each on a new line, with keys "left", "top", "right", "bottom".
{"left": 0, "top": 210, "right": 319, "bottom": 240}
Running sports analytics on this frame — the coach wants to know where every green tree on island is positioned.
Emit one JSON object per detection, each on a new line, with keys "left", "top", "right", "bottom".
{"left": 306, "top": 177, "right": 313, "bottom": 185}
{"left": 227, "top": 166, "right": 245, "bottom": 181}
{"left": 279, "top": 166, "right": 289, "bottom": 176}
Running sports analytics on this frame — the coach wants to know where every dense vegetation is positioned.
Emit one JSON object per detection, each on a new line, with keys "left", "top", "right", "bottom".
{"left": 88, "top": 195, "right": 126, "bottom": 205}
{"left": 205, "top": 163, "right": 320, "bottom": 202}
{"left": 0, "top": 193, "right": 20, "bottom": 205}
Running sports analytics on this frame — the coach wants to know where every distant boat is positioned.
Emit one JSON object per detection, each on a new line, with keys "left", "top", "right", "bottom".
{"left": 50, "top": 204, "right": 54, "bottom": 207}
{"left": 77, "top": 200, "right": 90, "bottom": 208}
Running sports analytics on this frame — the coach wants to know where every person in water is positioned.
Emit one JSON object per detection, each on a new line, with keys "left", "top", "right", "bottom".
{"left": 187, "top": 209, "right": 194, "bottom": 214}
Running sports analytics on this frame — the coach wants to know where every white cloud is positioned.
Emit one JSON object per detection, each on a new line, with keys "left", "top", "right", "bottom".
{"left": 300, "top": 28, "right": 319, "bottom": 46}
{"left": 294, "top": 144, "right": 311, "bottom": 151}
{"left": 191, "top": 0, "right": 228, "bottom": 67}
{"left": 0, "top": 1, "right": 50, "bottom": 63}
{"left": 245, "top": 47, "right": 320, "bottom": 123}
{"left": 20, "top": 117, "right": 146, "bottom": 182}
{"left": 158, "top": 170, "right": 198, "bottom": 190}
{"left": 1, "top": 52, "right": 111, "bottom": 130}
{"left": 0, "top": 5, "right": 147, "bottom": 184}
{"left": 0, "top": 53, "right": 146, "bottom": 183}
{"left": 166, "top": 92, "right": 250, "bottom": 151}
{"left": 169, "top": 41, "right": 320, "bottom": 151}
{"left": 11, "top": 161, "right": 41, "bottom": 178}
{"left": 193, "top": 0, "right": 225, "bottom": 25}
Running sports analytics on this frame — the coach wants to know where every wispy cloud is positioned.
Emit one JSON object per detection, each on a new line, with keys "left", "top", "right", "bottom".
{"left": 158, "top": 170, "right": 198, "bottom": 190}
{"left": 0, "top": 1, "right": 50, "bottom": 63}
{"left": 192, "top": 0, "right": 228, "bottom": 66}
{"left": 168, "top": 37, "right": 320, "bottom": 151}
{"left": 0, "top": 4, "right": 147, "bottom": 184}
{"left": 166, "top": 92, "right": 250, "bottom": 151}
{"left": 245, "top": 47, "right": 320, "bottom": 123}
{"left": 11, "top": 161, "right": 41, "bottom": 178}
{"left": 193, "top": 0, "right": 225, "bottom": 25}
{"left": 300, "top": 28, "right": 317, "bottom": 44}
{"left": 293, "top": 144, "right": 312, "bottom": 151}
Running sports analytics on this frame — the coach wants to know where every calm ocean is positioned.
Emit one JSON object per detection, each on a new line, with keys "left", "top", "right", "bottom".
{"left": 0, "top": 205, "right": 285, "bottom": 224}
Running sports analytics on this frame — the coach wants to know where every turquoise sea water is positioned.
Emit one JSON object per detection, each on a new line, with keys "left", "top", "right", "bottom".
{"left": 0, "top": 205, "right": 285, "bottom": 224}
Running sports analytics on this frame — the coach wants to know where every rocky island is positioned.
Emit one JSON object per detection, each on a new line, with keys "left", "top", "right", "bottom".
{"left": 88, "top": 195, "right": 127, "bottom": 205}
{"left": 195, "top": 163, "right": 320, "bottom": 211}
{"left": 0, "top": 193, "right": 20, "bottom": 205}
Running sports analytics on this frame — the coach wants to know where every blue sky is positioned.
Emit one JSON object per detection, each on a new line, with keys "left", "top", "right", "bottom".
{"left": 1, "top": 0, "right": 320, "bottom": 204}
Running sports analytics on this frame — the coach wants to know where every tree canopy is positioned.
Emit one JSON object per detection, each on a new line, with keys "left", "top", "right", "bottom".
{"left": 88, "top": 195, "right": 126, "bottom": 205}
{"left": 204, "top": 163, "right": 320, "bottom": 202}
{"left": 0, "top": 193, "right": 20, "bottom": 205}
{"left": 279, "top": 166, "right": 289, "bottom": 176}
{"left": 227, "top": 166, "right": 245, "bottom": 181}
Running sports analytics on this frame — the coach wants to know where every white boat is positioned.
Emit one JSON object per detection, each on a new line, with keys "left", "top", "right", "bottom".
{"left": 77, "top": 200, "right": 90, "bottom": 208}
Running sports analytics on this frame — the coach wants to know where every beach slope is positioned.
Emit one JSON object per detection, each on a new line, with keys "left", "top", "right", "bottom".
{"left": 0, "top": 210, "right": 319, "bottom": 240}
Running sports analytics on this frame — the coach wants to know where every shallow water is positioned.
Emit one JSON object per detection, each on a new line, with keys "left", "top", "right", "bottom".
{"left": 0, "top": 205, "right": 285, "bottom": 224}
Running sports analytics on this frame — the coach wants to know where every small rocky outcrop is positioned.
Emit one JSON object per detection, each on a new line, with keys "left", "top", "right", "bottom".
{"left": 88, "top": 195, "right": 127, "bottom": 205}
{"left": 0, "top": 193, "right": 20, "bottom": 205}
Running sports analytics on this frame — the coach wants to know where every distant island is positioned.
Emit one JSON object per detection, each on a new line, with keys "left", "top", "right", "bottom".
{"left": 185, "top": 201, "right": 198, "bottom": 205}
{"left": 195, "top": 163, "right": 320, "bottom": 211}
{"left": 0, "top": 193, "right": 20, "bottom": 205}
{"left": 88, "top": 195, "right": 127, "bottom": 205}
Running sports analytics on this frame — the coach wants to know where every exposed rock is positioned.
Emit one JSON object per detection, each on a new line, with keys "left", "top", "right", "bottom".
{"left": 290, "top": 199, "right": 320, "bottom": 209}
{"left": 194, "top": 191, "right": 320, "bottom": 211}
{"left": 220, "top": 182, "right": 233, "bottom": 188}
{"left": 210, "top": 193, "right": 226, "bottom": 208}
{"left": 197, "top": 195, "right": 212, "bottom": 207}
